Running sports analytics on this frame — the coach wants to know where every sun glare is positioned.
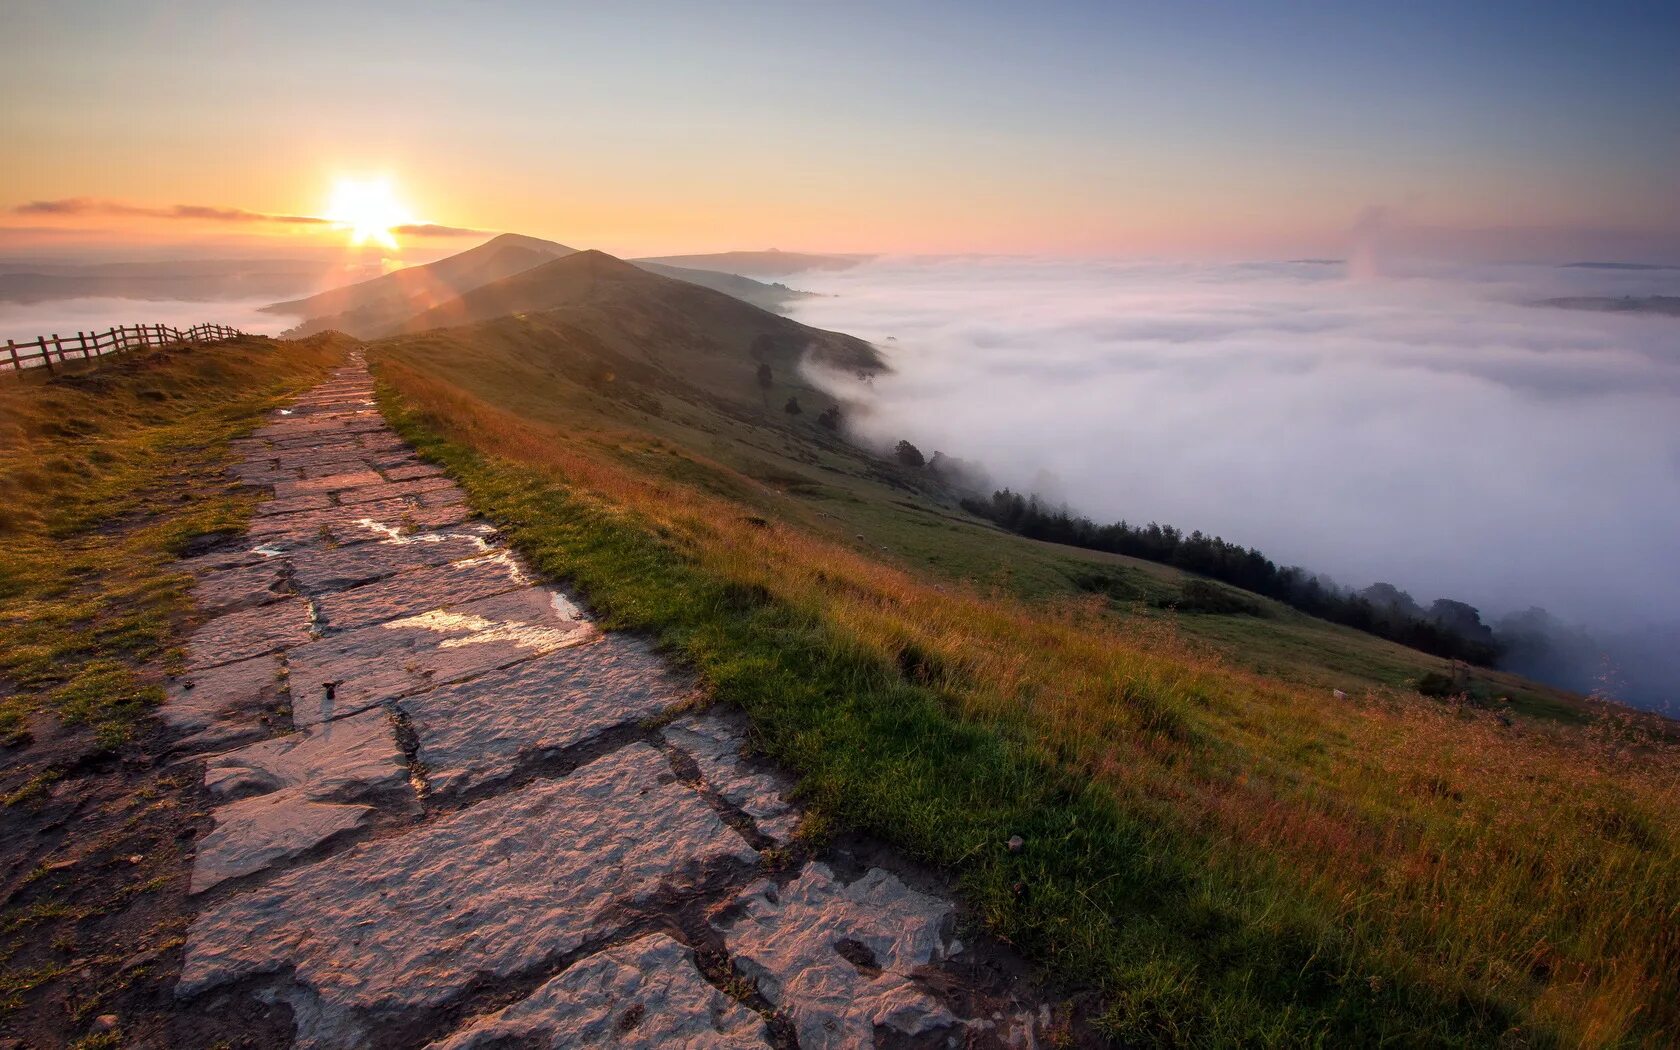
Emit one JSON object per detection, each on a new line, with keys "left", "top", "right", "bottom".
{"left": 325, "top": 178, "right": 414, "bottom": 250}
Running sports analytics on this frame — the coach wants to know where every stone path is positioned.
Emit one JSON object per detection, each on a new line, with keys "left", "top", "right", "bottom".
{"left": 166, "top": 355, "right": 1042, "bottom": 1048}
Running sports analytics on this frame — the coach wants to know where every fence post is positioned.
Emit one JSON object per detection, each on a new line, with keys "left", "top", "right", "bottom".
{"left": 5, "top": 339, "right": 18, "bottom": 371}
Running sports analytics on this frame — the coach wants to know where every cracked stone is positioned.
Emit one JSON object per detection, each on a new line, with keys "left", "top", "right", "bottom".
{"left": 272, "top": 470, "right": 384, "bottom": 498}
{"left": 661, "top": 715, "right": 799, "bottom": 842}
{"left": 716, "top": 864, "right": 962, "bottom": 1049}
{"left": 401, "top": 634, "right": 685, "bottom": 795}
{"left": 162, "top": 654, "right": 285, "bottom": 752}
{"left": 204, "top": 708, "right": 406, "bottom": 804}
{"left": 333, "top": 476, "right": 457, "bottom": 507}
{"left": 245, "top": 498, "right": 473, "bottom": 547}
{"left": 178, "top": 744, "right": 757, "bottom": 1046}
{"left": 252, "top": 493, "right": 335, "bottom": 518}
{"left": 311, "top": 553, "right": 529, "bottom": 632}
{"left": 189, "top": 793, "right": 372, "bottom": 894}
{"left": 383, "top": 463, "right": 447, "bottom": 482}
{"left": 190, "top": 560, "right": 293, "bottom": 616}
{"left": 286, "top": 585, "right": 595, "bottom": 726}
{"left": 287, "top": 529, "right": 494, "bottom": 594}
{"left": 429, "top": 933, "right": 770, "bottom": 1049}
{"left": 185, "top": 598, "right": 314, "bottom": 670}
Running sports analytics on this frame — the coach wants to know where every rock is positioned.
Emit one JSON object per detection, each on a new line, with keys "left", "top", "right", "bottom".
{"left": 287, "top": 526, "right": 494, "bottom": 594}
{"left": 384, "top": 463, "right": 447, "bottom": 482}
{"left": 401, "top": 635, "right": 684, "bottom": 796}
{"left": 190, "top": 793, "right": 372, "bottom": 893}
{"left": 178, "top": 744, "right": 757, "bottom": 1045}
{"left": 286, "top": 586, "right": 596, "bottom": 726}
{"left": 716, "top": 864, "right": 962, "bottom": 1048}
{"left": 162, "top": 654, "right": 284, "bottom": 751}
{"left": 203, "top": 708, "right": 406, "bottom": 803}
{"left": 660, "top": 715, "right": 798, "bottom": 842}
{"left": 245, "top": 496, "right": 472, "bottom": 548}
{"left": 271, "top": 470, "right": 386, "bottom": 499}
{"left": 1007, "top": 835, "right": 1024, "bottom": 853}
{"left": 190, "top": 560, "right": 293, "bottom": 614}
{"left": 311, "top": 553, "right": 528, "bottom": 632}
{"left": 428, "top": 934, "right": 769, "bottom": 1049}
{"left": 185, "top": 598, "right": 314, "bottom": 670}
{"left": 190, "top": 709, "right": 408, "bottom": 893}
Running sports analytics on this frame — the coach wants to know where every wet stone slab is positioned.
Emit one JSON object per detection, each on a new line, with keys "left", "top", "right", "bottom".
{"left": 185, "top": 597, "right": 314, "bottom": 670}
{"left": 190, "top": 709, "right": 409, "bottom": 893}
{"left": 189, "top": 560, "right": 293, "bottom": 616}
{"left": 383, "top": 462, "right": 448, "bottom": 482}
{"left": 286, "top": 586, "right": 595, "bottom": 726}
{"left": 661, "top": 715, "right": 799, "bottom": 842}
{"left": 401, "top": 634, "right": 686, "bottom": 796}
{"left": 203, "top": 707, "right": 407, "bottom": 804}
{"left": 429, "top": 933, "right": 770, "bottom": 1050}
{"left": 245, "top": 498, "right": 473, "bottom": 547}
{"left": 716, "top": 863, "right": 963, "bottom": 1049}
{"left": 251, "top": 493, "right": 335, "bottom": 518}
{"left": 190, "top": 793, "right": 373, "bottom": 895}
{"left": 178, "top": 744, "right": 758, "bottom": 1046}
{"left": 286, "top": 527, "right": 494, "bottom": 594}
{"left": 162, "top": 654, "right": 286, "bottom": 753}
{"left": 271, "top": 469, "right": 385, "bottom": 498}
{"left": 312, "top": 553, "right": 529, "bottom": 633}
{"left": 333, "top": 476, "right": 457, "bottom": 507}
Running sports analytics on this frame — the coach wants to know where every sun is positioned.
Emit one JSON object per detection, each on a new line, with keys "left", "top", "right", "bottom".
{"left": 325, "top": 178, "right": 414, "bottom": 250}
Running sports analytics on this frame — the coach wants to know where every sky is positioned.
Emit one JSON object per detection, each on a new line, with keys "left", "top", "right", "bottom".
{"left": 3, "top": 0, "right": 1678, "bottom": 262}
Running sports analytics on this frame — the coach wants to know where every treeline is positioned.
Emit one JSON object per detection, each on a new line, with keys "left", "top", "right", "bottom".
{"left": 962, "top": 488, "right": 1501, "bottom": 665}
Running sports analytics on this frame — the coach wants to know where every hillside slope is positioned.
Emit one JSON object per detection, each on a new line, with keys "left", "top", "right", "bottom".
{"left": 366, "top": 289, "right": 1679, "bottom": 1046}
{"left": 264, "top": 235, "right": 817, "bottom": 337}
{"left": 263, "top": 233, "right": 577, "bottom": 336}
{"left": 632, "top": 260, "right": 813, "bottom": 312}
{"left": 394, "top": 249, "right": 880, "bottom": 402}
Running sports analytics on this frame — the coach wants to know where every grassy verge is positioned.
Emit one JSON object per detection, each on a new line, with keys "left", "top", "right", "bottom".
{"left": 375, "top": 357, "right": 1679, "bottom": 1047}
{"left": 0, "top": 335, "right": 347, "bottom": 747}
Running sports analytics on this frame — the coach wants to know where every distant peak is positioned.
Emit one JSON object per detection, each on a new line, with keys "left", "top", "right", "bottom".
{"left": 484, "top": 232, "right": 576, "bottom": 255}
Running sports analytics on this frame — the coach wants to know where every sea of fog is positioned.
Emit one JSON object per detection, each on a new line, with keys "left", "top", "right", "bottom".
{"left": 787, "top": 257, "right": 1680, "bottom": 711}
{"left": 0, "top": 298, "right": 294, "bottom": 345}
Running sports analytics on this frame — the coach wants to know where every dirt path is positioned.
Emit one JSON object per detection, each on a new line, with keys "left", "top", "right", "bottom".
{"left": 165, "top": 354, "right": 1043, "bottom": 1048}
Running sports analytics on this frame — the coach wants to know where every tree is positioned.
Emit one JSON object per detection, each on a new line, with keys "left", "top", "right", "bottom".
{"left": 817, "top": 406, "right": 841, "bottom": 430}
{"left": 756, "top": 362, "right": 773, "bottom": 389}
{"left": 784, "top": 396, "right": 802, "bottom": 415}
{"left": 894, "top": 440, "right": 925, "bottom": 467}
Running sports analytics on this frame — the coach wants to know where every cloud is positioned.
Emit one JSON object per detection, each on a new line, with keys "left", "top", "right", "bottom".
{"left": 791, "top": 257, "right": 1680, "bottom": 709}
{"left": 11, "top": 199, "right": 488, "bottom": 237}
{"left": 14, "top": 197, "right": 327, "bottom": 225}
{"left": 390, "top": 223, "right": 486, "bottom": 238}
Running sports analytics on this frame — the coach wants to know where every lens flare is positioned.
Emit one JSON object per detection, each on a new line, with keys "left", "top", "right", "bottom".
{"left": 325, "top": 178, "right": 414, "bottom": 250}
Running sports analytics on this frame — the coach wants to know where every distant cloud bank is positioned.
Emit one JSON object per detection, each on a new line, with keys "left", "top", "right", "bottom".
{"left": 10, "top": 199, "right": 486, "bottom": 239}
{"left": 793, "top": 257, "right": 1680, "bottom": 710}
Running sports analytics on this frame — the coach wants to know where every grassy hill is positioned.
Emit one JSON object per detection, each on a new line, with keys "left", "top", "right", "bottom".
{"left": 265, "top": 236, "right": 817, "bottom": 338}
{"left": 390, "top": 249, "right": 878, "bottom": 403}
{"left": 264, "top": 232, "right": 576, "bottom": 337}
{"left": 365, "top": 278, "right": 1680, "bottom": 1045}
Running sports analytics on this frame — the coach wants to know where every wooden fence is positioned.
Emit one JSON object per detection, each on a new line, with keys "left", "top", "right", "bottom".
{"left": 2, "top": 322, "right": 245, "bottom": 373}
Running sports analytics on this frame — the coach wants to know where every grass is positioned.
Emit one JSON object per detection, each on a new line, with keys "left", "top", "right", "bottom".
{"left": 0, "top": 335, "right": 347, "bottom": 747}
{"left": 373, "top": 337, "right": 1679, "bottom": 1047}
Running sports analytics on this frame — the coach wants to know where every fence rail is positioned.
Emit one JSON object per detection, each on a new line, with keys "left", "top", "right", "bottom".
{"left": 2, "top": 322, "right": 245, "bottom": 373}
